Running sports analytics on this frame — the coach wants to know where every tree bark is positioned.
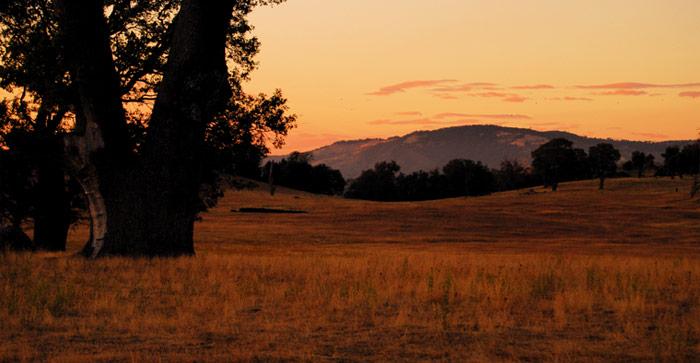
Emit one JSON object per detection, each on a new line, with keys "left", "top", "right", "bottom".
{"left": 58, "top": 0, "right": 235, "bottom": 257}
{"left": 33, "top": 133, "right": 71, "bottom": 251}
{"left": 137, "top": 0, "right": 234, "bottom": 256}
{"left": 33, "top": 105, "right": 71, "bottom": 252}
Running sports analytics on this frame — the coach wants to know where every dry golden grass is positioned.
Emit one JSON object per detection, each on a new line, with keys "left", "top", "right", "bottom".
{"left": 1, "top": 177, "right": 699, "bottom": 361}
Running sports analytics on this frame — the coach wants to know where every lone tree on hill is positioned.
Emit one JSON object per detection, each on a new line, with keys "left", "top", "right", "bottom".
{"left": 588, "top": 143, "right": 621, "bottom": 190}
{"left": 531, "top": 138, "right": 579, "bottom": 191}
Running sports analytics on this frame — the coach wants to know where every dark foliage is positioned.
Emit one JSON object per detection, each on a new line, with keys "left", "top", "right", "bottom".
{"left": 531, "top": 138, "right": 587, "bottom": 191}
{"left": 495, "top": 160, "right": 538, "bottom": 191}
{"left": 627, "top": 151, "right": 656, "bottom": 178}
{"left": 588, "top": 143, "right": 621, "bottom": 190}
{"left": 262, "top": 152, "right": 346, "bottom": 196}
{"left": 0, "top": 0, "right": 294, "bottom": 253}
{"left": 345, "top": 159, "right": 497, "bottom": 201}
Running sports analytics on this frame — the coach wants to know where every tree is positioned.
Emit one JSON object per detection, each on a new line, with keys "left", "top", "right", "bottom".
{"left": 495, "top": 160, "right": 536, "bottom": 191}
{"left": 531, "top": 138, "right": 578, "bottom": 191}
{"left": 345, "top": 161, "right": 401, "bottom": 201}
{"left": 1, "top": 0, "right": 291, "bottom": 256}
{"left": 395, "top": 169, "right": 446, "bottom": 201}
{"left": 442, "top": 159, "right": 496, "bottom": 197}
{"left": 680, "top": 143, "right": 700, "bottom": 176}
{"left": 662, "top": 146, "right": 682, "bottom": 179}
{"left": 631, "top": 152, "right": 647, "bottom": 178}
{"left": 53, "top": 0, "right": 288, "bottom": 257}
{"left": 261, "top": 152, "right": 346, "bottom": 195}
{"left": 0, "top": 114, "right": 35, "bottom": 250}
{"left": 588, "top": 143, "right": 621, "bottom": 190}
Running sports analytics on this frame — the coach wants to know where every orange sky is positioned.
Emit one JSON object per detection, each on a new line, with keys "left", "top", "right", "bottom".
{"left": 245, "top": 0, "right": 700, "bottom": 154}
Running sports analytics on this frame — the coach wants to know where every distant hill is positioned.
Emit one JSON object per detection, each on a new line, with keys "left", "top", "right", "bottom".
{"left": 276, "top": 125, "right": 693, "bottom": 178}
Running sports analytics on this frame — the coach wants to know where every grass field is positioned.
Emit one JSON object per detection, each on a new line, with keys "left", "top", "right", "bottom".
{"left": 1, "top": 178, "right": 699, "bottom": 361}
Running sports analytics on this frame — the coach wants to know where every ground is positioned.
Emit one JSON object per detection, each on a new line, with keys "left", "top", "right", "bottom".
{"left": 1, "top": 178, "right": 699, "bottom": 362}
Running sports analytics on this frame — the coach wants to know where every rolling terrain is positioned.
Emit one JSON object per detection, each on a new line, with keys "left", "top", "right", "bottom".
{"left": 1, "top": 178, "right": 699, "bottom": 361}
{"left": 283, "top": 125, "right": 693, "bottom": 178}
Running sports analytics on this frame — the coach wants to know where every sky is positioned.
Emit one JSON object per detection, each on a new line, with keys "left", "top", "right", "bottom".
{"left": 245, "top": 0, "right": 700, "bottom": 154}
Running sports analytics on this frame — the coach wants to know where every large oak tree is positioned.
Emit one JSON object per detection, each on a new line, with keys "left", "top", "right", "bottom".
{"left": 0, "top": 0, "right": 293, "bottom": 256}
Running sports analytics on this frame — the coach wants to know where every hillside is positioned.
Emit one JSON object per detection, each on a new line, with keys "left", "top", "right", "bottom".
{"left": 290, "top": 125, "right": 692, "bottom": 178}
{"left": 196, "top": 177, "right": 700, "bottom": 255}
{"left": 3, "top": 178, "right": 700, "bottom": 361}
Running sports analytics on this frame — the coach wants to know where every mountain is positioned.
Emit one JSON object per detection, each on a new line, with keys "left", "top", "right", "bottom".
{"left": 283, "top": 125, "right": 693, "bottom": 178}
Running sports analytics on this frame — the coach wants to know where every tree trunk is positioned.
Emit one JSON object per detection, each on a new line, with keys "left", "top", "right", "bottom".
{"left": 33, "top": 134, "right": 71, "bottom": 251}
{"left": 599, "top": 176, "right": 605, "bottom": 190}
{"left": 58, "top": 0, "right": 235, "bottom": 257}
{"left": 137, "top": 0, "right": 234, "bottom": 256}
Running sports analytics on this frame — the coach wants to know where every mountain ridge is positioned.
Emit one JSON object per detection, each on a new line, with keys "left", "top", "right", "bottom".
{"left": 275, "top": 124, "right": 693, "bottom": 178}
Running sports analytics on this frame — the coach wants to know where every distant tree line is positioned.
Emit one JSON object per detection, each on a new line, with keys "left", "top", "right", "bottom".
{"left": 343, "top": 138, "right": 700, "bottom": 201}
{"left": 261, "top": 152, "right": 346, "bottom": 195}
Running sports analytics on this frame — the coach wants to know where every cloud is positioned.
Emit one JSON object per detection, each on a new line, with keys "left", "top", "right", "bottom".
{"left": 432, "top": 93, "right": 459, "bottom": 100}
{"left": 530, "top": 122, "right": 580, "bottom": 130}
{"left": 594, "top": 90, "right": 648, "bottom": 96}
{"left": 464, "top": 92, "right": 529, "bottom": 103}
{"left": 395, "top": 111, "right": 423, "bottom": 116}
{"left": 434, "top": 113, "right": 531, "bottom": 120}
{"left": 548, "top": 96, "right": 593, "bottom": 101}
{"left": 369, "top": 118, "right": 463, "bottom": 126}
{"left": 367, "top": 79, "right": 457, "bottom": 96}
{"left": 370, "top": 112, "right": 532, "bottom": 126}
{"left": 503, "top": 95, "right": 528, "bottom": 103}
{"left": 512, "top": 84, "right": 555, "bottom": 90}
{"left": 680, "top": 91, "right": 700, "bottom": 99}
{"left": 431, "top": 82, "right": 499, "bottom": 93}
{"left": 577, "top": 82, "right": 700, "bottom": 89}
{"left": 474, "top": 92, "right": 511, "bottom": 98}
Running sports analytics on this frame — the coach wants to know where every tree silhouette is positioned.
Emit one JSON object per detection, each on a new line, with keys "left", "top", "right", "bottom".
{"left": 680, "top": 143, "right": 700, "bottom": 176}
{"left": 261, "top": 152, "right": 345, "bottom": 195}
{"left": 442, "top": 159, "right": 496, "bottom": 197}
{"left": 345, "top": 161, "right": 401, "bottom": 201}
{"left": 588, "top": 143, "right": 621, "bottom": 190}
{"left": 0, "top": 0, "right": 291, "bottom": 256}
{"left": 662, "top": 146, "right": 682, "bottom": 179}
{"left": 531, "top": 138, "right": 578, "bottom": 191}
{"left": 496, "top": 160, "right": 536, "bottom": 191}
{"left": 630, "top": 151, "right": 655, "bottom": 178}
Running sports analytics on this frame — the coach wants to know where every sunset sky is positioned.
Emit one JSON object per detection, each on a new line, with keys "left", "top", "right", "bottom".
{"left": 245, "top": 0, "right": 700, "bottom": 154}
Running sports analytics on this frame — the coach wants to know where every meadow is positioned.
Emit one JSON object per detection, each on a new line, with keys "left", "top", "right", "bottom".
{"left": 1, "top": 178, "right": 699, "bottom": 362}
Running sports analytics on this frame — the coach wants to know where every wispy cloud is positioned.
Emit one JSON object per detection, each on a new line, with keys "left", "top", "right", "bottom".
{"left": 512, "top": 84, "right": 555, "bottom": 90}
{"left": 535, "top": 123, "right": 580, "bottom": 129}
{"left": 432, "top": 93, "right": 459, "bottom": 100}
{"left": 577, "top": 82, "right": 700, "bottom": 89}
{"left": 594, "top": 90, "right": 648, "bottom": 96}
{"left": 431, "top": 82, "right": 499, "bottom": 93}
{"left": 368, "top": 118, "right": 469, "bottom": 126}
{"left": 370, "top": 112, "right": 532, "bottom": 126}
{"left": 680, "top": 91, "right": 700, "bottom": 99}
{"left": 548, "top": 96, "right": 593, "bottom": 101}
{"left": 367, "top": 79, "right": 457, "bottom": 96}
{"left": 460, "top": 92, "right": 529, "bottom": 103}
{"left": 434, "top": 113, "right": 531, "bottom": 120}
{"left": 503, "top": 95, "right": 528, "bottom": 103}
